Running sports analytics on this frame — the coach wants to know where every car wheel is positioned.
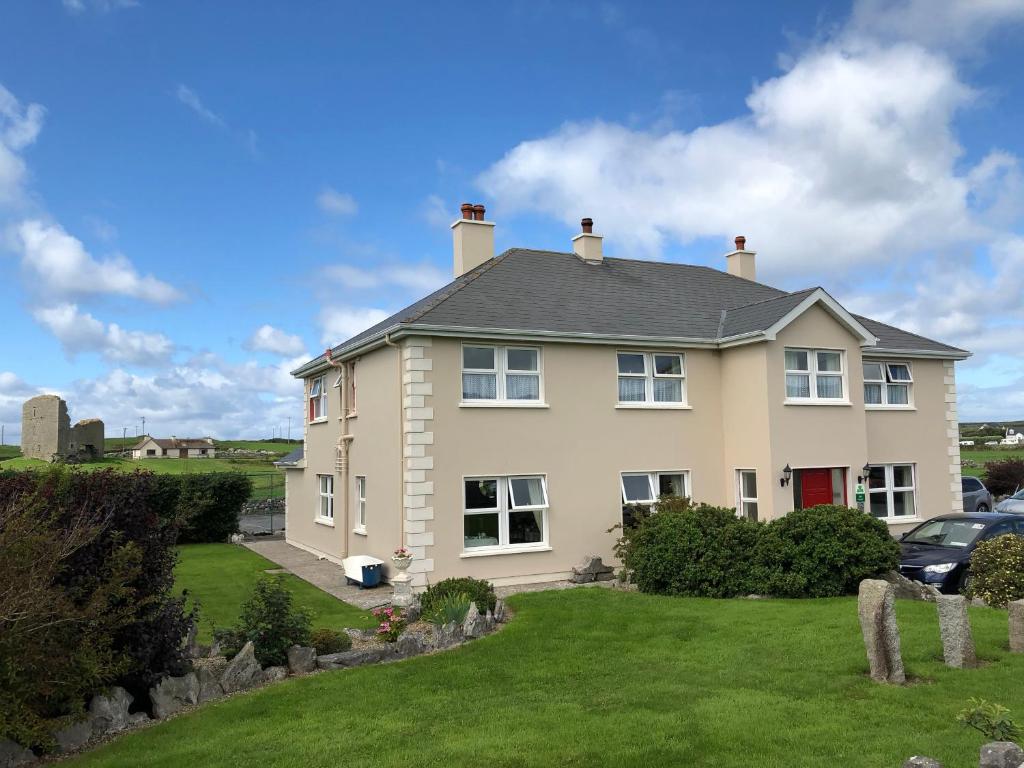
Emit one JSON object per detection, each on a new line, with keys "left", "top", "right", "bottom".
{"left": 977, "top": 503, "right": 990, "bottom": 513}
{"left": 958, "top": 570, "right": 972, "bottom": 595}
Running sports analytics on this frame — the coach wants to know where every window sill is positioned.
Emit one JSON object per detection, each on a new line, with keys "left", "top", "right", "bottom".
{"left": 615, "top": 403, "right": 692, "bottom": 410}
{"left": 460, "top": 545, "right": 552, "bottom": 558}
{"left": 783, "top": 399, "right": 852, "bottom": 407}
{"left": 315, "top": 518, "right": 335, "bottom": 528}
{"left": 309, "top": 418, "right": 329, "bottom": 425}
{"left": 352, "top": 528, "right": 367, "bottom": 536}
{"left": 459, "top": 401, "right": 549, "bottom": 409}
{"left": 865, "top": 406, "right": 916, "bottom": 412}
{"left": 881, "top": 517, "right": 920, "bottom": 526}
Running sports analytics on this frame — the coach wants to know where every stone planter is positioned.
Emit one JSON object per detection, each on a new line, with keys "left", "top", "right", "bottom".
{"left": 391, "top": 555, "right": 414, "bottom": 607}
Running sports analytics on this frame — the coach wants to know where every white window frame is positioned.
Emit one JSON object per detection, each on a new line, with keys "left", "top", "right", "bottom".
{"left": 866, "top": 463, "right": 917, "bottom": 523}
{"left": 460, "top": 344, "right": 545, "bottom": 406}
{"left": 316, "top": 473, "right": 334, "bottom": 525}
{"left": 735, "top": 469, "right": 758, "bottom": 521}
{"left": 863, "top": 359, "right": 914, "bottom": 408}
{"left": 615, "top": 351, "right": 687, "bottom": 408}
{"left": 309, "top": 375, "right": 328, "bottom": 422}
{"left": 619, "top": 471, "right": 690, "bottom": 507}
{"left": 354, "top": 475, "right": 366, "bottom": 533}
{"left": 784, "top": 347, "right": 848, "bottom": 404}
{"left": 461, "top": 474, "right": 550, "bottom": 555}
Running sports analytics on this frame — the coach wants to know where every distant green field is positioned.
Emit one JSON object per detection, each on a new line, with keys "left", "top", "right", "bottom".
{"left": 0, "top": 444, "right": 20, "bottom": 461}
{"left": 215, "top": 440, "right": 300, "bottom": 456}
{"left": 960, "top": 446, "right": 1024, "bottom": 479}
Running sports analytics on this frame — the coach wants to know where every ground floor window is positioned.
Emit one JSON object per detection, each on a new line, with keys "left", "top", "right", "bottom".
{"left": 464, "top": 475, "right": 548, "bottom": 551}
{"left": 317, "top": 474, "right": 334, "bottom": 523}
{"left": 867, "top": 463, "right": 916, "bottom": 520}
{"left": 620, "top": 471, "right": 689, "bottom": 527}
{"left": 736, "top": 470, "right": 758, "bottom": 521}
{"left": 355, "top": 475, "right": 366, "bottom": 531}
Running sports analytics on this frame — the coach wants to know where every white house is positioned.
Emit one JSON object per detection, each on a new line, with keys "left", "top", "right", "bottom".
{"left": 131, "top": 436, "right": 216, "bottom": 459}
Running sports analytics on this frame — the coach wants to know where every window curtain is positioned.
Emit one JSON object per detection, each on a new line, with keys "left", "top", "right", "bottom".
{"left": 463, "top": 373, "right": 497, "bottom": 399}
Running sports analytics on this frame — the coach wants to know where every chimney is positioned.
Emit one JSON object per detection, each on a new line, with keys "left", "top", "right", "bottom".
{"left": 572, "top": 217, "right": 603, "bottom": 263}
{"left": 726, "top": 235, "right": 756, "bottom": 281}
{"left": 451, "top": 202, "right": 495, "bottom": 276}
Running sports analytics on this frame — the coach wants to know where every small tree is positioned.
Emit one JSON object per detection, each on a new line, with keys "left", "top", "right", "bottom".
{"left": 957, "top": 698, "right": 1021, "bottom": 743}
{"left": 237, "top": 577, "right": 312, "bottom": 666}
{"left": 984, "top": 459, "right": 1024, "bottom": 497}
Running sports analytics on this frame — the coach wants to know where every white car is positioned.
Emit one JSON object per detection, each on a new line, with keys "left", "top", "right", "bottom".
{"left": 995, "top": 489, "right": 1024, "bottom": 515}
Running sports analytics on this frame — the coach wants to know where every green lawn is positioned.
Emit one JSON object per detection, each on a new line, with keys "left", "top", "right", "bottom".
{"left": 175, "top": 544, "right": 374, "bottom": 642}
{"left": 960, "top": 447, "right": 1024, "bottom": 479}
{"left": 70, "top": 588, "right": 1022, "bottom": 768}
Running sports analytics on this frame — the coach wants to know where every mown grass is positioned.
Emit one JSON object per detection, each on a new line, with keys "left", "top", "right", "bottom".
{"left": 175, "top": 544, "right": 374, "bottom": 643}
{"left": 960, "top": 447, "right": 1024, "bottom": 479}
{"left": 70, "top": 588, "right": 1022, "bottom": 768}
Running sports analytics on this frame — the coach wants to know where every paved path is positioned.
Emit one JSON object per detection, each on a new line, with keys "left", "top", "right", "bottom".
{"left": 243, "top": 538, "right": 390, "bottom": 610}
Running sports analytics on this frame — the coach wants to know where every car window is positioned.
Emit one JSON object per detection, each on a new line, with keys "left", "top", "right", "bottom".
{"left": 903, "top": 519, "right": 987, "bottom": 548}
{"left": 962, "top": 478, "right": 981, "bottom": 492}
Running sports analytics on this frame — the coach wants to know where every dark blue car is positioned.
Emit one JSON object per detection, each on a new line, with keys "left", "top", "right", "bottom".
{"left": 898, "top": 512, "right": 1024, "bottom": 594}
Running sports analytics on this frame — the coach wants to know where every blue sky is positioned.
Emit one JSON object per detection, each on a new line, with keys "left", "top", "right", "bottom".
{"left": 1, "top": 0, "right": 1023, "bottom": 441}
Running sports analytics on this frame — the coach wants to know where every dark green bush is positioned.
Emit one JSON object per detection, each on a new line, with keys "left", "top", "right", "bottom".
{"left": 310, "top": 628, "right": 352, "bottom": 655}
{"left": 236, "top": 577, "right": 312, "bottom": 666}
{"left": 622, "top": 497, "right": 764, "bottom": 597}
{"left": 984, "top": 459, "right": 1024, "bottom": 497}
{"left": 967, "top": 534, "right": 1024, "bottom": 607}
{"left": 421, "top": 577, "right": 496, "bottom": 615}
{"left": 211, "top": 627, "right": 245, "bottom": 659}
{"left": 756, "top": 505, "right": 899, "bottom": 597}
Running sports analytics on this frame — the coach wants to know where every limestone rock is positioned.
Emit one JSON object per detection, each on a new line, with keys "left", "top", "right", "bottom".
{"left": 193, "top": 657, "right": 227, "bottom": 703}
{"left": 52, "top": 719, "right": 92, "bottom": 753}
{"left": 208, "top": 639, "right": 222, "bottom": 658}
{"left": 0, "top": 739, "right": 35, "bottom": 767}
{"left": 287, "top": 645, "right": 318, "bottom": 675}
{"left": 149, "top": 672, "right": 199, "bottom": 719}
{"left": 570, "top": 555, "right": 614, "bottom": 584}
{"left": 87, "top": 686, "right": 133, "bottom": 735}
{"left": 857, "top": 579, "right": 906, "bottom": 684}
{"left": 395, "top": 631, "right": 430, "bottom": 658}
{"left": 434, "top": 621, "right": 463, "bottom": 649}
{"left": 493, "top": 599, "right": 507, "bottom": 623}
{"left": 260, "top": 666, "right": 288, "bottom": 684}
{"left": 220, "top": 641, "right": 262, "bottom": 694}
{"left": 128, "top": 712, "right": 150, "bottom": 728}
{"left": 883, "top": 571, "right": 941, "bottom": 601}
{"left": 463, "top": 602, "right": 485, "bottom": 638}
{"left": 980, "top": 741, "right": 1024, "bottom": 767}
{"left": 316, "top": 647, "right": 394, "bottom": 670}
{"left": 403, "top": 602, "right": 422, "bottom": 623}
{"left": 184, "top": 622, "right": 200, "bottom": 658}
{"left": 936, "top": 595, "right": 977, "bottom": 668}
{"left": 1009, "top": 599, "right": 1024, "bottom": 653}
{"left": 902, "top": 757, "right": 942, "bottom": 768}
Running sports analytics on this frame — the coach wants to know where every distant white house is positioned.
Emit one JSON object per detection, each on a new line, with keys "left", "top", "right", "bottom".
{"left": 960, "top": 439, "right": 975, "bottom": 446}
{"left": 1001, "top": 433, "right": 1024, "bottom": 446}
{"left": 131, "top": 436, "right": 216, "bottom": 459}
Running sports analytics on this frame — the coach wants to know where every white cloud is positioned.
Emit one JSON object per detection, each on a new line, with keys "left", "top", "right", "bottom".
{"left": 0, "top": 84, "right": 45, "bottom": 206}
{"left": 245, "top": 324, "right": 307, "bottom": 357}
{"left": 33, "top": 303, "right": 175, "bottom": 366}
{"left": 316, "top": 187, "right": 358, "bottom": 216}
{"left": 847, "top": 0, "right": 1024, "bottom": 53}
{"left": 318, "top": 306, "right": 390, "bottom": 346}
{"left": 175, "top": 84, "right": 225, "bottom": 128}
{"left": 15, "top": 219, "right": 182, "bottom": 304}
{"left": 420, "top": 194, "right": 451, "bottom": 229}
{"left": 63, "top": 0, "right": 139, "bottom": 13}
{"left": 324, "top": 262, "right": 448, "bottom": 293}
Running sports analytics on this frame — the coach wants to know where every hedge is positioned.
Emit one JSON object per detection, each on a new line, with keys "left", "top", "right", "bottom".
{"left": 967, "top": 534, "right": 1024, "bottom": 607}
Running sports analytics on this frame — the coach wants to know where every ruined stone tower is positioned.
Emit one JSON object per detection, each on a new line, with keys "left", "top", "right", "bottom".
{"left": 20, "top": 395, "right": 104, "bottom": 462}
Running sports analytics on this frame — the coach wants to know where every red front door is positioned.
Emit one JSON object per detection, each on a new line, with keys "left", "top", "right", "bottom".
{"left": 800, "top": 468, "right": 833, "bottom": 508}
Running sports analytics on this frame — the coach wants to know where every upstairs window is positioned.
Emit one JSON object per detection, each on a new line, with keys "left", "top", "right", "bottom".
{"left": 462, "top": 345, "right": 541, "bottom": 403}
{"left": 309, "top": 375, "right": 327, "bottom": 421}
{"left": 785, "top": 349, "right": 845, "bottom": 402}
{"left": 863, "top": 361, "right": 912, "bottom": 406}
{"left": 617, "top": 352, "right": 685, "bottom": 405}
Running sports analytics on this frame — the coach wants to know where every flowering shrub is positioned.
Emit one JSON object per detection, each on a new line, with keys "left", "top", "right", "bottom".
{"left": 967, "top": 534, "right": 1024, "bottom": 607}
{"left": 372, "top": 606, "right": 407, "bottom": 642}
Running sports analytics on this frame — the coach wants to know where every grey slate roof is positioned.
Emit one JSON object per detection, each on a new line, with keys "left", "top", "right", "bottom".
{"left": 294, "top": 248, "right": 966, "bottom": 374}
{"left": 274, "top": 445, "right": 304, "bottom": 466}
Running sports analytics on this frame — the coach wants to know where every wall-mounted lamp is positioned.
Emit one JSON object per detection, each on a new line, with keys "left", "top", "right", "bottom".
{"left": 857, "top": 463, "right": 871, "bottom": 484}
{"left": 780, "top": 464, "right": 792, "bottom": 487}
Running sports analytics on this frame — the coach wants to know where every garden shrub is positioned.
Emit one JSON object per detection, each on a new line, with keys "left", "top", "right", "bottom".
{"left": 756, "top": 505, "right": 899, "bottom": 598}
{"left": 0, "top": 467, "right": 192, "bottom": 749}
{"left": 984, "top": 459, "right": 1024, "bottom": 497}
{"left": 236, "top": 577, "right": 312, "bottom": 666}
{"left": 622, "top": 497, "right": 764, "bottom": 597}
{"left": 212, "top": 627, "right": 246, "bottom": 660}
{"left": 421, "top": 577, "right": 496, "bottom": 615}
{"left": 966, "top": 534, "right": 1024, "bottom": 607}
{"left": 423, "top": 592, "right": 472, "bottom": 626}
{"left": 310, "top": 628, "right": 352, "bottom": 655}
{"left": 175, "top": 473, "right": 251, "bottom": 544}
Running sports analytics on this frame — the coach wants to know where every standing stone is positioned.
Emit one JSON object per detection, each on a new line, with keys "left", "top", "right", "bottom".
{"left": 936, "top": 595, "right": 977, "bottom": 668}
{"left": 980, "top": 741, "right": 1024, "bottom": 767}
{"left": 902, "top": 758, "right": 942, "bottom": 768}
{"left": 149, "top": 673, "right": 199, "bottom": 719}
{"left": 52, "top": 719, "right": 92, "bottom": 753}
{"left": 220, "top": 641, "right": 262, "bottom": 693}
{"left": 857, "top": 579, "right": 906, "bottom": 684}
{"left": 87, "top": 686, "right": 133, "bottom": 736}
{"left": 0, "top": 739, "right": 35, "bottom": 767}
{"left": 287, "top": 645, "right": 317, "bottom": 675}
{"left": 462, "top": 602, "right": 484, "bottom": 638}
{"left": 1009, "top": 599, "right": 1024, "bottom": 653}
{"left": 493, "top": 599, "right": 507, "bottom": 623}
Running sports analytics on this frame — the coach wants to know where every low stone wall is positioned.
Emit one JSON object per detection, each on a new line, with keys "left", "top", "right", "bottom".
{"left": 241, "top": 498, "right": 285, "bottom": 516}
{"left": 905, "top": 741, "right": 1024, "bottom": 767}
